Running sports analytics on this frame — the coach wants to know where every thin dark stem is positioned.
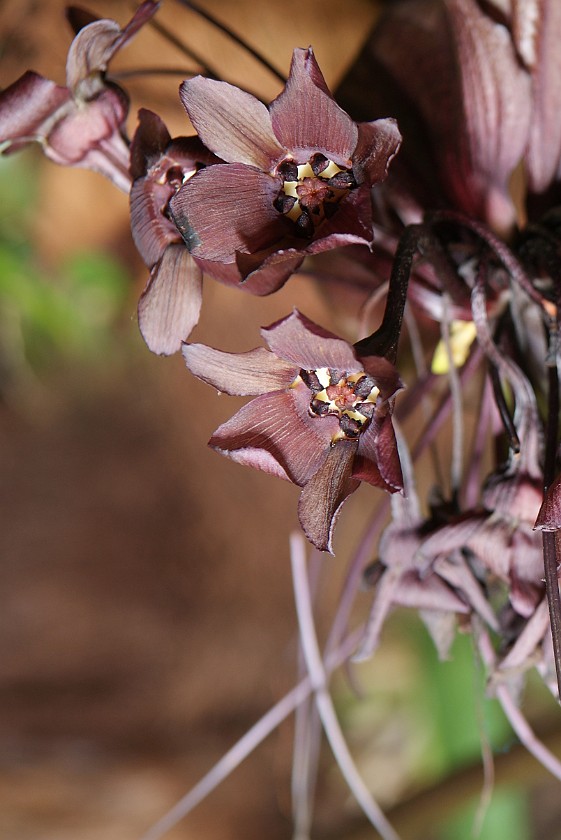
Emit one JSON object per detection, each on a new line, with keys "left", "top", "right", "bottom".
{"left": 542, "top": 322, "right": 561, "bottom": 699}
{"left": 113, "top": 67, "right": 200, "bottom": 79}
{"left": 488, "top": 363, "right": 520, "bottom": 453}
{"left": 147, "top": 17, "right": 218, "bottom": 79}
{"left": 354, "top": 223, "right": 424, "bottom": 363}
{"left": 173, "top": 0, "right": 287, "bottom": 84}
{"left": 543, "top": 531, "right": 561, "bottom": 700}
{"left": 429, "top": 210, "right": 547, "bottom": 308}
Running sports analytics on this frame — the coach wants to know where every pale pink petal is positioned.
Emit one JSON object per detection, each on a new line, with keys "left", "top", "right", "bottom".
{"left": 66, "top": 1, "right": 159, "bottom": 90}
{"left": 270, "top": 47, "right": 358, "bottom": 166}
{"left": 209, "top": 388, "right": 338, "bottom": 486}
{"left": 297, "top": 438, "right": 359, "bottom": 553}
{"left": 138, "top": 244, "right": 202, "bottom": 355}
{"left": 353, "top": 118, "right": 402, "bottom": 186}
{"left": 179, "top": 76, "right": 283, "bottom": 169}
{"left": 393, "top": 569, "right": 469, "bottom": 612}
{"left": 0, "top": 72, "right": 69, "bottom": 150}
{"left": 169, "top": 163, "right": 286, "bottom": 260}
{"left": 261, "top": 310, "right": 360, "bottom": 370}
{"left": 183, "top": 345, "right": 297, "bottom": 395}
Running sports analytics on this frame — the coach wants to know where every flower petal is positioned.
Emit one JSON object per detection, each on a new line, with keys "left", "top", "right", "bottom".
{"left": 0, "top": 71, "right": 69, "bottom": 151}
{"left": 169, "top": 163, "right": 287, "bottom": 261}
{"left": 261, "top": 310, "right": 361, "bottom": 370}
{"left": 179, "top": 76, "right": 284, "bottom": 169}
{"left": 443, "top": 0, "right": 532, "bottom": 233}
{"left": 298, "top": 438, "right": 359, "bottom": 553}
{"left": 354, "top": 412, "right": 403, "bottom": 491}
{"left": 270, "top": 47, "right": 358, "bottom": 166}
{"left": 353, "top": 118, "right": 402, "bottom": 186}
{"left": 183, "top": 345, "right": 298, "bottom": 395}
{"left": 523, "top": 0, "right": 561, "bottom": 193}
{"left": 209, "top": 389, "right": 337, "bottom": 486}
{"left": 130, "top": 176, "right": 181, "bottom": 267}
{"left": 65, "top": 1, "right": 159, "bottom": 90}
{"left": 138, "top": 244, "right": 202, "bottom": 355}
{"left": 237, "top": 252, "right": 304, "bottom": 291}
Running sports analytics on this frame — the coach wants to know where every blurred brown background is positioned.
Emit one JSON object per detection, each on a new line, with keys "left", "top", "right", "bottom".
{"left": 0, "top": 2, "right": 386, "bottom": 838}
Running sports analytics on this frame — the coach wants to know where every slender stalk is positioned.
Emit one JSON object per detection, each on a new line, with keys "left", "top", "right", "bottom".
{"left": 139, "top": 623, "right": 365, "bottom": 840}
{"left": 173, "top": 0, "right": 286, "bottom": 84}
{"left": 290, "top": 535, "right": 401, "bottom": 840}
{"left": 354, "top": 224, "right": 424, "bottom": 363}
{"left": 147, "top": 16, "right": 218, "bottom": 79}
{"left": 542, "top": 324, "right": 561, "bottom": 700}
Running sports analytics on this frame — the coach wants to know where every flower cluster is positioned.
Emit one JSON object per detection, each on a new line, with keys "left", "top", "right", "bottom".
{"left": 5, "top": 0, "right": 561, "bottom": 831}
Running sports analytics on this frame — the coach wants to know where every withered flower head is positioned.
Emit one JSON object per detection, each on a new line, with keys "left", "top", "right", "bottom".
{"left": 183, "top": 310, "right": 404, "bottom": 552}
{"left": 169, "top": 47, "right": 401, "bottom": 289}
{"left": 0, "top": 1, "right": 159, "bottom": 191}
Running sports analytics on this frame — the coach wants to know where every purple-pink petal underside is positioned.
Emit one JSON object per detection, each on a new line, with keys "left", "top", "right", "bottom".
{"left": 179, "top": 76, "right": 283, "bottom": 169}
{"left": 183, "top": 344, "right": 298, "bottom": 395}
{"left": 297, "top": 438, "right": 359, "bottom": 553}
{"left": 270, "top": 47, "right": 358, "bottom": 166}
{"left": 392, "top": 569, "right": 469, "bottom": 613}
{"left": 209, "top": 389, "right": 336, "bottom": 486}
{"left": 523, "top": 0, "right": 561, "bottom": 193}
{"left": 169, "top": 163, "right": 287, "bottom": 261}
{"left": 261, "top": 309, "right": 361, "bottom": 371}
{"left": 353, "top": 118, "right": 402, "bottom": 186}
{"left": 138, "top": 243, "right": 202, "bottom": 355}
{"left": 0, "top": 72, "right": 69, "bottom": 149}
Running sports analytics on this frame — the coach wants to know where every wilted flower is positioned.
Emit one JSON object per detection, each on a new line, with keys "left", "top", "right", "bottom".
{"left": 169, "top": 47, "right": 401, "bottom": 288}
{"left": 0, "top": 1, "right": 158, "bottom": 191}
{"left": 183, "top": 309, "right": 403, "bottom": 552}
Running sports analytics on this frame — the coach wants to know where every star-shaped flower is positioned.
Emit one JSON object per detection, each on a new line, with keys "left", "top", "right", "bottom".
{"left": 169, "top": 47, "right": 401, "bottom": 289}
{"left": 183, "top": 310, "right": 403, "bottom": 552}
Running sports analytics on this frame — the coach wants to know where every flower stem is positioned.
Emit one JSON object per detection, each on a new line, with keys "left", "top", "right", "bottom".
{"left": 543, "top": 347, "right": 561, "bottom": 700}
{"left": 354, "top": 223, "right": 423, "bottom": 363}
{"left": 173, "top": 0, "right": 287, "bottom": 84}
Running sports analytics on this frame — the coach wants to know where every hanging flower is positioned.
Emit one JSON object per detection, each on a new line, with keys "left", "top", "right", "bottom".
{"left": 169, "top": 47, "right": 401, "bottom": 289}
{"left": 0, "top": 1, "right": 159, "bottom": 191}
{"left": 183, "top": 310, "right": 403, "bottom": 552}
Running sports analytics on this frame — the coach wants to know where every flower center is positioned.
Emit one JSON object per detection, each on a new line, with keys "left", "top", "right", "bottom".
{"left": 273, "top": 153, "right": 357, "bottom": 238}
{"left": 298, "top": 366, "right": 379, "bottom": 441}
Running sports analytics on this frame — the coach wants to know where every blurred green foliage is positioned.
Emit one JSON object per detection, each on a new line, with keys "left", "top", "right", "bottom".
{"left": 0, "top": 151, "right": 130, "bottom": 384}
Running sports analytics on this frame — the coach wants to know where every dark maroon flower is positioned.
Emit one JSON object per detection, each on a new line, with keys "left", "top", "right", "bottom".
{"left": 339, "top": 0, "right": 536, "bottom": 236}
{"left": 183, "top": 310, "right": 403, "bottom": 552}
{"left": 0, "top": 1, "right": 159, "bottom": 191}
{"left": 169, "top": 47, "right": 401, "bottom": 289}
{"left": 129, "top": 109, "right": 219, "bottom": 355}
